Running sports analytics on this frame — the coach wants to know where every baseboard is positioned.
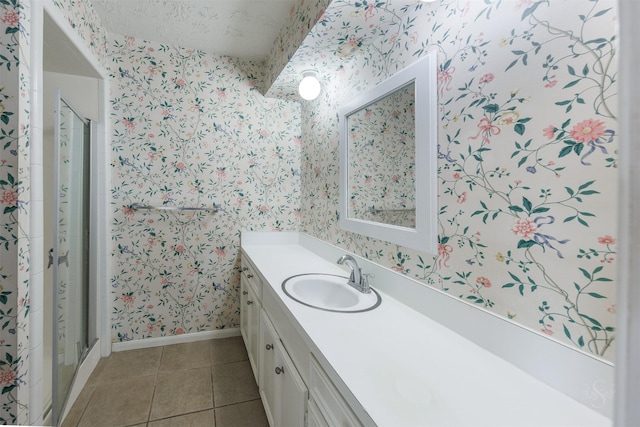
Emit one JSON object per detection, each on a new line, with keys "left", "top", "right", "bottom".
{"left": 111, "top": 328, "right": 242, "bottom": 352}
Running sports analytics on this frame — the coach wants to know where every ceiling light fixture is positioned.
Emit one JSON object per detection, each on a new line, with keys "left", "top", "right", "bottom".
{"left": 298, "top": 70, "right": 321, "bottom": 101}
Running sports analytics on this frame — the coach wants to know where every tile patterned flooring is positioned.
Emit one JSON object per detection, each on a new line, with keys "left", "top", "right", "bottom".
{"left": 61, "top": 337, "right": 269, "bottom": 427}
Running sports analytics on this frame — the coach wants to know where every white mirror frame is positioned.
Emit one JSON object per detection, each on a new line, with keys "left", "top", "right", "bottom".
{"left": 339, "top": 51, "right": 438, "bottom": 254}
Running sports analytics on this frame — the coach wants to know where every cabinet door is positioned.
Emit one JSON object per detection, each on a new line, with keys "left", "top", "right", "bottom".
{"left": 307, "top": 398, "right": 329, "bottom": 427}
{"left": 241, "top": 274, "right": 260, "bottom": 382}
{"left": 240, "top": 275, "right": 250, "bottom": 347}
{"left": 275, "top": 340, "right": 308, "bottom": 427}
{"left": 259, "top": 309, "right": 278, "bottom": 426}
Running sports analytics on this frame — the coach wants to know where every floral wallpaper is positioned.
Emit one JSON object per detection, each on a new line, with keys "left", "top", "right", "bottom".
{"left": 0, "top": 0, "right": 31, "bottom": 424}
{"left": 263, "top": 0, "right": 331, "bottom": 95}
{"left": 108, "top": 34, "right": 301, "bottom": 342}
{"left": 300, "top": 0, "right": 618, "bottom": 362}
{"left": 347, "top": 82, "right": 416, "bottom": 227}
{"left": 52, "top": 0, "right": 108, "bottom": 68}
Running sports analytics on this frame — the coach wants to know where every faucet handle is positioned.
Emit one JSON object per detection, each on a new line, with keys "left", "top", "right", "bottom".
{"left": 361, "top": 273, "right": 374, "bottom": 291}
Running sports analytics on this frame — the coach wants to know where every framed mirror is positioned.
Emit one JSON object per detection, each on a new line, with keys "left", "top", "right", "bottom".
{"left": 339, "top": 52, "right": 438, "bottom": 254}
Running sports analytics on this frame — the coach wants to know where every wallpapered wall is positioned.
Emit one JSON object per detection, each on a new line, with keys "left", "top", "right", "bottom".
{"left": 1, "top": 0, "right": 32, "bottom": 423}
{"left": 0, "top": 0, "right": 106, "bottom": 422}
{"left": 301, "top": 0, "right": 618, "bottom": 362}
{"left": 109, "top": 34, "right": 301, "bottom": 342}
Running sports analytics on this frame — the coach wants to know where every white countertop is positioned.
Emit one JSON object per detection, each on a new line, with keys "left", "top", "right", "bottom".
{"left": 241, "top": 233, "right": 611, "bottom": 427}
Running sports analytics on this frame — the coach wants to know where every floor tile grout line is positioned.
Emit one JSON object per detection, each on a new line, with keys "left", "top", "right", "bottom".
{"left": 145, "top": 345, "right": 163, "bottom": 424}
{"left": 214, "top": 397, "right": 263, "bottom": 410}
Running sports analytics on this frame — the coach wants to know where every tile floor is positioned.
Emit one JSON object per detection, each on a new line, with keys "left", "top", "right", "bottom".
{"left": 61, "top": 336, "right": 269, "bottom": 427}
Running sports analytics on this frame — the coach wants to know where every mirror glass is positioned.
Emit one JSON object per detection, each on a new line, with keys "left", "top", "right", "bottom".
{"left": 339, "top": 52, "right": 438, "bottom": 254}
{"left": 346, "top": 82, "right": 416, "bottom": 228}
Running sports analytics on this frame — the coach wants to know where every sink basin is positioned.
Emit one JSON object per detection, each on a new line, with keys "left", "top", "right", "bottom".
{"left": 282, "top": 273, "right": 381, "bottom": 313}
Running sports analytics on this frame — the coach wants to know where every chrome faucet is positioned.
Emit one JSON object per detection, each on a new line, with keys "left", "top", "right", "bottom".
{"left": 337, "top": 255, "right": 372, "bottom": 294}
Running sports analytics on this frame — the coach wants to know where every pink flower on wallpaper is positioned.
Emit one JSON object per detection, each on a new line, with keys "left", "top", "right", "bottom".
{"left": 175, "top": 328, "right": 185, "bottom": 335}
{"left": 0, "top": 367, "right": 17, "bottom": 387}
{"left": 570, "top": 119, "right": 606, "bottom": 143}
{"left": 511, "top": 218, "right": 538, "bottom": 240}
{"left": 122, "top": 118, "right": 136, "bottom": 134}
{"left": 215, "top": 247, "right": 226, "bottom": 258}
{"left": 598, "top": 235, "right": 616, "bottom": 245}
{"left": 541, "top": 328, "right": 554, "bottom": 336}
{"left": 0, "top": 189, "right": 18, "bottom": 206}
{"left": 476, "top": 276, "right": 492, "bottom": 288}
{"left": 543, "top": 125, "right": 556, "bottom": 139}
{"left": 437, "top": 244, "right": 453, "bottom": 268}
{"left": 457, "top": 191, "right": 467, "bottom": 203}
{"left": 176, "top": 79, "right": 186, "bottom": 88}
{"left": 544, "top": 79, "right": 557, "bottom": 88}
{"left": 176, "top": 162, "right": 186, "bottom": 171}
{"left": 175, "top": 245, "right": 185, "bottom": 254}
{"left": 364, "top": 3, "right": 376, "bottom": 20}
{"left": 438, "top": 66, "right": 455, "bottom": 97}
{"left": 479, "top": 73, "right": 494, "bottom": 84}
{"left": 122, "top": 206, "right": 135, "bottom": 219}
{"left": 1, "top": 11, "right": 19, "bottom": 27}
{"left": 453, "top": 173, "right": 461, "bottom": 180}
{"left": 121, "top": 294, "right": 135, "bottom": 309}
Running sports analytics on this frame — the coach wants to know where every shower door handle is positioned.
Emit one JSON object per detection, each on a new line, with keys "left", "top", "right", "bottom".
{"left": 48, "top": 248, "right": 70, "bottom": 269}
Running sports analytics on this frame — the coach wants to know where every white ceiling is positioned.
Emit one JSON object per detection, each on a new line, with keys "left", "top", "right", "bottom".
{"left": 91, "top": 0, "right": 297, "bottom": 61}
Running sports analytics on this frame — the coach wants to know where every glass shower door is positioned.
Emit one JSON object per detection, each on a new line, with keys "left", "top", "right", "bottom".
{"left": 51, "top": 91, "right": 91, "bottom": 425}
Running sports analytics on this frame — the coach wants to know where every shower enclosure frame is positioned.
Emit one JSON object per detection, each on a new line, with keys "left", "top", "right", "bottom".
{"left": 50, "top": 92, "right": 98, "bottom": 426}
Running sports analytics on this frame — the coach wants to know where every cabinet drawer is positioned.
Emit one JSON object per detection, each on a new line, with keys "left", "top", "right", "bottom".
{"left": 310, "top": 356, "right": 363, "bottom": 427}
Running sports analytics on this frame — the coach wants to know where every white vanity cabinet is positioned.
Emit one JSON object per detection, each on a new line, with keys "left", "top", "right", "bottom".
{"left": 241, "top": 250, "right": 369, "bottom": 427}
{"left": 240, "top": 260, "right": 261, "bottom": 382}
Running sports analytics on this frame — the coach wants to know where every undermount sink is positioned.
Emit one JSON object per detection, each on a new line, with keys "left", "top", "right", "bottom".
{"left": 282, "top": 273, "right": 382, "bottom": 313}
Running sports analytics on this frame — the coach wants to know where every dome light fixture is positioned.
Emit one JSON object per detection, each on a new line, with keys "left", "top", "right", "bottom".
{"left": 298, "top": 70, "right": 321, "bottom": 101}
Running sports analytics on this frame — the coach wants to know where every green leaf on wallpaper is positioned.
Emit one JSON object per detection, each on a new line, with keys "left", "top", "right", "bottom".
{"left": 532, "top": 207, "right": 550, "bottom": 213}
{"left": 559, "top": 145, "right": 573, "bottom": 158}
{"left": 563, "top": 79, "right": 581, "bottom": 89}
{"left": 483, "top": 104, "right": 500, "bottom": 113}
{"left": 579, "top": 267, "right": 591, "bottom": 280}
{"left": 514, "top": 123, "right": 525, "bottom": 135}
{"left": 555, "top": 100, "right": 571, "bottom": 106}
{"left": 505, "top": 59, "right": 519, "bottom": 72}
{"left": 521, "top": 1, "right": 542, "bottom": 20}
{"left": 581, "top": 313, "right": 603, "bottom": 328}
{"left": 508, "top": 205, "right": 524, "bottom": 212}
{"left": 522, "top": 197, "right": 532, "bottom": 212}
{"left": 587, "top": 292, "right": 607, "bottom": 299}
{"left": 517, "top": 239, "right": 536, "bottom": 249}
{"left": 579, "top": 180, "right": 596, "bottom": 190}
{"left": 567, "top": 65, "right": 576, "bottom": 76}
{"left": 563, "top": 324, "right": 572, "bottom": 340}
{"left": 583, "top": 64, "right": 590, "bottom": 76}
{"left": 578, "top": 336, "right": 585, "bottom": 347}
{"left": 594, "top": 8, "right": 611, "bottom": 17}
{"left": 517, "top": 156, "right": 528, "bottom": 168}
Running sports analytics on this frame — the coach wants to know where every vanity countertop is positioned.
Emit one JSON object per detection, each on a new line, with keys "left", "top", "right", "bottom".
{"left": 241, "top": 232, "right": 611, "bottom": 427}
